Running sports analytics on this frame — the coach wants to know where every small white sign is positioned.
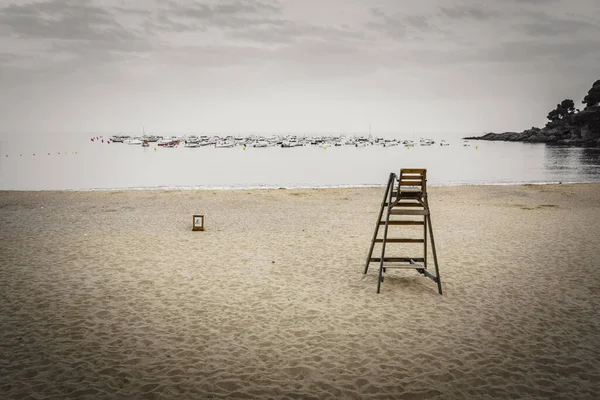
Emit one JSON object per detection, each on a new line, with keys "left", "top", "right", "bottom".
{"left": 192, "top": 215, "right": 204, "bottom": 231}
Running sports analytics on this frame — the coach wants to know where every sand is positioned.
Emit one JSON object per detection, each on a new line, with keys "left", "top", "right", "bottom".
{"left": 1, "top": 184, "right": 600, "bottom": 399}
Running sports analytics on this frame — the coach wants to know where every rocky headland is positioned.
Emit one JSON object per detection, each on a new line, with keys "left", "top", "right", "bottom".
{"left": 465, "top": 79, "right": 600, "bottom": 147}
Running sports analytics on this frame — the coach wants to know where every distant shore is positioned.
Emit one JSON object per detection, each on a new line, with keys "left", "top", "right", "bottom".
{"left": 2, "top": 184, "right": 600, "bottom": 398}
{"left": 464, "top": 130, "right": 600, "bottom": 146}
{"left": 465, "top": 81, "right": 599, "bottom": 146}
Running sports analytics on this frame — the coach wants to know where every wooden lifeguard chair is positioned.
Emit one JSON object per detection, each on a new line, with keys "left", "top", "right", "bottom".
{"left": 364, "top": 169, "right": 442, "bottom": 294}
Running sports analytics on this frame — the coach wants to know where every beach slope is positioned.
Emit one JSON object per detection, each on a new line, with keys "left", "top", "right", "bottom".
{"left": 1, "top": 184, "right": 599, "bottom": 398}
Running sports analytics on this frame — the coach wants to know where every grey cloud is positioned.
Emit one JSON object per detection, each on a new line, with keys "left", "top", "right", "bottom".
{"left": 111, "top": 6, "right": 153, "bottom": 17}
{"left": 490, "top": 39, "right": 600, "bottom": 62}
{"left": 404, "top": 16, "right": 430, "bottom": 30}
{"left": 512, "top": 0, "right": 559, "bottom": 3}
{"left": 163, "top": 0, "right": 281, "bottom": 30}
{"left": 518, "top": 14, "right": 600, "bottom": 37}
{"left": 144, "top": 0, "right": 290, "bottom": 39}
{"left": 0, "top": 0, "right": 151, "bottom": 53}
{"left": 50, "top": 36, "right": 152, "bottom": 56}
{"left": 384, "top": 38, "right": 600, "bottom": 68}
{"left": 0, "top": 0, "right": 156, "bottom": 86}
{"left": 228, "top": 21, "right": 369, "bottom": 45}
{"left": 143, "top": 11, "right": 204, "bottom": 34}
{"left": 367, "top": 8, "right": 445, "bottom": 40}
{"left": 156, "top": 1, "right": 368, "bottom": 47}
{"left": 439, "top": 6, "right": 500, "bottom": 20}
{"left": 226, "top": 23, "right": 303, "bottom": 44}
{"left": 366, "top": 10, "right": 407, "bottom": 39}
{"left": 2, "top": 1, "right": 116, "bottom": 39}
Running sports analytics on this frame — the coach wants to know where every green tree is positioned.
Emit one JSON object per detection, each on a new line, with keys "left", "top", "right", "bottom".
{"left": 582, "top": 79, "right": 600, "bottom": 109}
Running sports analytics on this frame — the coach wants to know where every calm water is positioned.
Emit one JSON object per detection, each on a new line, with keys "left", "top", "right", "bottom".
{"left": 1, "top": 133, "right": 600, "bottom": 190}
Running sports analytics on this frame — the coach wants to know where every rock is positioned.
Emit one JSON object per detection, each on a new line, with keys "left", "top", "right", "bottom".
{"left": 467, "top": 109, "right": 599, "bottom": 147}
{"left": 581, "top": 126, "right": 593, "bottom": 141}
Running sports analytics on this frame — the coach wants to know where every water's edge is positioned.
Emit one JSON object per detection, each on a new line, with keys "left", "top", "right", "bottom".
{"left": 2, "top": 180, "right": 598, "bottom": 193}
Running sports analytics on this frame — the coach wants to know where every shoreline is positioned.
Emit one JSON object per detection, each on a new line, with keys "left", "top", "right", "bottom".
{"left": 2, "top": 179, "right": 600, "bottom": 193}
{"left": 464, "top": 137, "right": 600, "bottom": 147}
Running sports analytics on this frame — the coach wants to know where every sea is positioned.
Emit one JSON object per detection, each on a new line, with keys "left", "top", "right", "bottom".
{"left": 1, "top": 132, "right": 600, "bottom": 191}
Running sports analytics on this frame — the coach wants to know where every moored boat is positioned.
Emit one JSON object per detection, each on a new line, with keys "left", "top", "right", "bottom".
{"left": 215, "top": 140, "right": 235, "bottom": 148}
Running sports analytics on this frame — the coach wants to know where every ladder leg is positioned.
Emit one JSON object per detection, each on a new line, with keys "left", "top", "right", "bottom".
{"left": 377, "top": 179, "right": 395, "bottom": 293}
{"left": 376, "top": 260, "right": 384, "bottom": 293}
{"left": 365, "top": 173, "right": 395, "bottom": 274}
{"left": 423, "top": 214, "right": 428, "bottom": 271}
{"left": 426, "top": 208, "right": 443, "bottom": 295}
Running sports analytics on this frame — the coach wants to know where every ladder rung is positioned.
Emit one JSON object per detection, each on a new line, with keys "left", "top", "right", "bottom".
{"left": 384, "top": 202, "right": 422, "bottom": 207}
{"left": 381, "top": 264, "right": 424, "bottom": 269}
{"left": 390, "top": 209, "right": 428, "bottom": 215}
{"left": 374, "top": 238, "right": 424, "bottom": 243}
{"left": 379, "top": 221, "right": 424, "bottom": 225}
{"left": 391, "top": 189, "right": 422, "bottom": 196}
{"left": 396, "top": 193, "right": 423, "bottom": 200}
{"left": 369, "top": 257, "right": 425, "bottom": 263}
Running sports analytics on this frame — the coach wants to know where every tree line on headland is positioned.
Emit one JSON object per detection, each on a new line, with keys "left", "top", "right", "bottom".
{"left": 465, "top": 79, "right": 600, "bottom": 146}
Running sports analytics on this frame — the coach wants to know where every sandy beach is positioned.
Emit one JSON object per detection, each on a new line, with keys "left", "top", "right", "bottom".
{"left": 1, "top": 183, "right": 599, "bottom": 399}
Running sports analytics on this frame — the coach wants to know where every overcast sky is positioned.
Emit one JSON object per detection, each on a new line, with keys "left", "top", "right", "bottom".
{"left": 0, "top": 0, "right": 599, "bottom": 136}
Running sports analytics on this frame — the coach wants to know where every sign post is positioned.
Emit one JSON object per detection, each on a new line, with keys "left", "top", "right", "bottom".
{"left": 192, "top": 215, "right": 204, "bottom": 231}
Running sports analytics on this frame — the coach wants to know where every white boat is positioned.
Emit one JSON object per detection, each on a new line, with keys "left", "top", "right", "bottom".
{"left": 126, "top": 139, "right": 142, "bottom": 145}
{"left": 215, "top": 140, "right": 235, "bottom": 148}
{"left": 355, "top": 138, "right": 372, "bottom": 147}
{"left": 157, "top": 138, "right": 173, "bottom": 146}
{"left": 463, "top": 141, "right": 471, "bottom": 147}
{"left": 281, "top": 140, "right": 301, "bottom": 148}
{"left": 110, "top": 135, "right": 128, "bottom": 143}
{"left": 419, "top": 138, "right": 434, "bottom": 146}
{"left": 440, "top": 140, "right": 450, "bottom": 146}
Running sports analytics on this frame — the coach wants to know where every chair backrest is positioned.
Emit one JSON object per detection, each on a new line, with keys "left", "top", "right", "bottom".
{"left": 397, "top": 168, "right": 427, "bottom": 197}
